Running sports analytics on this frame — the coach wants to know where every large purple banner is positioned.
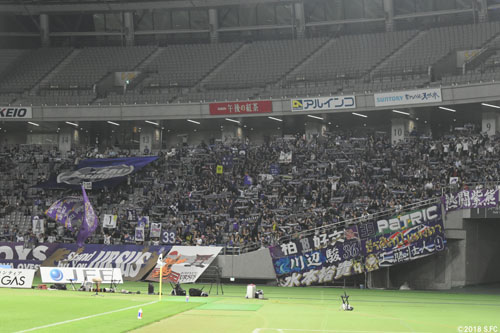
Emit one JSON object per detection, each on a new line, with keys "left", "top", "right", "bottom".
{"left": 269, "top": 226, "right": 363, "bottom": 287}
{"left": 42, "top": 244, "right": 171, "bottom": 281}
{"left": 0, "top": 242, "right": 59, "bottom": 270}
{"left": 442, "top": 189, "right": 499, "bottom": 212}
{"left": 360, "top": 204, "right": 446, "bottom": 271}
{"left": 270, "top": 204, "right": 447, "bottom": 287}
{"left": 35, "top": 156, "right": 159, "bottom": 189}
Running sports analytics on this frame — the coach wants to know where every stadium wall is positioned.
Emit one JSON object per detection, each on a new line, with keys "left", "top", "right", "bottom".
{"left": 4, "top": 81, "right": 500, "bottom": 124}
{"left": 368, "top": 209, "right": 500, "bottom": 290}
{"left": 216, "top": 248, "right": 277, "bottom": 282}
{"left": 463, "top": 220, "right": 500, "bottom": 285}
{"left": 3, "top": 130, "right": 28, "bottom": 145}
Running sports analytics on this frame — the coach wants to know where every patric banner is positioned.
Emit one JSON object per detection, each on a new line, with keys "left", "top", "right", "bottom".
{"left": 269, "top": 204, "right": 447, "bottom": 286}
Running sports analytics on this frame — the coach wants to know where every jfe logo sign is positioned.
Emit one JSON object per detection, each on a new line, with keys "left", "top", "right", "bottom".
{"left": 40, "top": 267, "right": 123, "bottom": 284}
{"left": 0, "top": 107, "right": 32, "bottom": 118}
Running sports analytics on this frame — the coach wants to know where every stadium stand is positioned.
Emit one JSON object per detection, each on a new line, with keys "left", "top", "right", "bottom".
{"left": 3, "top": 22, "right": 500, "bottom": 104}
{"left": 286, "top": 30, "right": 418, "bottom": 83}
{"left": 373, "top": 22, "right": 500, "bottom": 78}
{"left": 203, "top": 38, "right": 327, "bottom": 89}
{"left": 0, "top": 93, "right": 18, "bottom": 105}
{"left": 0, "top": 48, "right": 72, "bottom": 93}
{"left": 15, "top": 89, "right": 97, "bottom": 106}
{"left": 46, "top": 46, "right": 155, "bottom": 89}
{"left": 0, "top": 49, "right": 28, "bottom": 76}
{"left": 144, "top": 43, "right": 242, "bottom": 88}
{"left": 177, "top": 88, "right": 261, "bottom": 103}
{"left": 1, "top": 126, "right": 497, "bottom": 250}
{"left": 440, "top": 35, "right": 500, "bottom": 85}
{"left": 104, "top": 90, "right": 175, "bottom": 105}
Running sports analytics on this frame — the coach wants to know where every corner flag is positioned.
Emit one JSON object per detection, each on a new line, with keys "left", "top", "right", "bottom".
{"left": 158, "top": 253, "right": 164, "bottom": 301}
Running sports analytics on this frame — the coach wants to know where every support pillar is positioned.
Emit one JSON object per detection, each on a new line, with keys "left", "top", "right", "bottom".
{"left": 40, "top": 14, "right": 50, "bottom": 47}
{"left": 477, "top": 0, "right": 488, "bottom": 23}
{"left": 482, "top": 111, "right": 498, "bottom": 137}
{"left": 208, "top": 8, "right": 219, "bottom": 43}
{"left": 391, "top": 117, "right": 414, "bottom": 145}
{"left": 383, "top": 0, "right": 394, "bottom": 32}
{"left": 140, "top": 126, "right": 153, "bottom": 154}
{"left": 221, "top": 124, "right": 241, "bottom": 142}
{"left": 294, "top": 2, "right": 306, "bottom": 39}
{"left": 305, "top": 120, "right": 325, "bottom": 141}
{"left": 124, "top": 12, "right": 135, "bottom": 46}
{"left": 58, "top": 128, "right": 74, "bottom": 155}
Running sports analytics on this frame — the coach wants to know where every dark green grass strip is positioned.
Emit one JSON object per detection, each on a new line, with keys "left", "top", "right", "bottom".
{"left": 196, "top": 303, "right": 262, "bottom": 311}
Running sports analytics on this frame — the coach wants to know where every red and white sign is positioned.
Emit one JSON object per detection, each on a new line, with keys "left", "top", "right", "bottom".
{"left": 209, "top": 101, "right": 272, "bottom": 115}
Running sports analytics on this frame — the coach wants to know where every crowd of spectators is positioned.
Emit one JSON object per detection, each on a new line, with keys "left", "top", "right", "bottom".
{"left": 1, "top": 125, "right": 500, "bottom": 251}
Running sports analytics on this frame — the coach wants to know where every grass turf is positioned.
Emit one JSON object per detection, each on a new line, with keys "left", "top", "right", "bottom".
{"left": 0, "top": 279, "right": 499, "bottom": 333}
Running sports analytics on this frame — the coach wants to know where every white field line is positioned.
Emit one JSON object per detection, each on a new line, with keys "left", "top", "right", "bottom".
{"left": 252, "top": 328, "right": 430, "bottom": 333}
{"left": 14, "top": 300, "right": 159, "bottom": 333}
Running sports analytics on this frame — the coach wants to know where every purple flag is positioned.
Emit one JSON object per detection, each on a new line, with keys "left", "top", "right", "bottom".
{"left": 77, "top": 185, "right": 99, "bottom": 247}
{"left": 244, "top": 174, "right": 253, "bottom": 186}
{"left": 45, "top": 197, "right": 83, "bottom": 231}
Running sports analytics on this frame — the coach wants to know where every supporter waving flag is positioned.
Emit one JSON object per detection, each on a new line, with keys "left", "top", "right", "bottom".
{"left": 244, "top": 174, "right": 253, "bottom": 186}
{"left": 76, "top": 185, "right": 99, "bottom": 247}
{"left": 45, "top": 197, "right": 83, "bottom": 231}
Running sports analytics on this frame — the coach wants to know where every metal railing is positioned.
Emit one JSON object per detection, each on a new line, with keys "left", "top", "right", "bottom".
{"left": 276, "top": 197, "right": 440, "bottom": 245}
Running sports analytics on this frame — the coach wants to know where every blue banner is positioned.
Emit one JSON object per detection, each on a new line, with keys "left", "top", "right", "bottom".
{"left": 361, "top": 204, "right": 446, "bottom": 271}
{"left": 0, "top": 242, "right": 60, "bottom": 270}
{"left": 35, "top": 156, "right": 159, "bottom": 189}
{"left": 0, "top": 242, "right": 171, "bottom": 281}
{"left": 270, "top": 205, "right": 447, "bottom": 286}
{"left": 269, "top": 226, "right": 363, "bottom": 287}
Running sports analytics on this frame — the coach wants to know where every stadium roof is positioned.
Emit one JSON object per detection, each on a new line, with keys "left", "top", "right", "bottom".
{"left": 0, "top": 0, "right": 296, "bottom": 14}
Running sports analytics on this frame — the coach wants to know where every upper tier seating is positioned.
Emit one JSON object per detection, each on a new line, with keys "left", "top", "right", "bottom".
{"left": 144, "top": 43, "right": 242, "bottom": 88}
{"left": 1, "top": 21, "right": 500, "bottom": 105}
{"left": 47, "top": 46, "right": 155, "bottom": 89}
{"left": 204, "top": 38, "right": 326, "bottom": 89}
{"left": 0, "top": 48, "right": 71, "bottom": 93}
{"left": 0, "top": 49, "right": 28, "bottom": 76}
{"left": 287, "top": 30, "right": 417, "bottom": 82}
{"left": 374, "top": 22, "right": 500, "bottom": 77}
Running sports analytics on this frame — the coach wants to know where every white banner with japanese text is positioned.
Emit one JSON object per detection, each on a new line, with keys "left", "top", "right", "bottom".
{"left": 374, "top": 88, "right": 442, "bottom": 107}
{"left": 0, "top": 268, "right": 36, "bottom": 288}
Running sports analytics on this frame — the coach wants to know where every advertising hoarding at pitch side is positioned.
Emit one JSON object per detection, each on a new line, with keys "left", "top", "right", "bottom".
{"left": 40, "top": 267, "right": 123, "bottom": 284}
{"left": 0, "top": 268, "right": 36, "bottom": 288}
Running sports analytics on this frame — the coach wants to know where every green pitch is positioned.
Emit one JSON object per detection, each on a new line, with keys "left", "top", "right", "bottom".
{"left": 1, "top": 280, "right": 499, "bottom": 333}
